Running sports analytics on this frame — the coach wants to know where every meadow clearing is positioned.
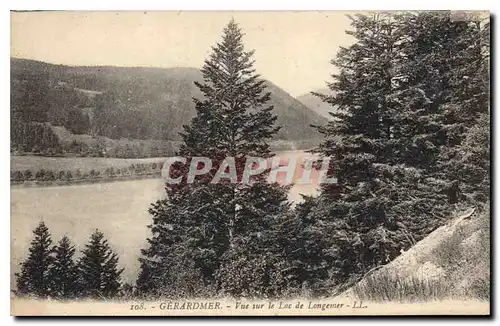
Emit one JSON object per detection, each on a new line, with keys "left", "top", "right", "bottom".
{"left": 11, "top": 155, "right": 166, "bottom": 174}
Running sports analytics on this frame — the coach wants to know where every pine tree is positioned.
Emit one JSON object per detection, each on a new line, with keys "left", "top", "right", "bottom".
{"left": 394, "top": 12, "right": 489, "bottom": 207}
{"left": 427, "top": 15, "right": 490, "bottom": 205}
{"left": 138, "top": 19, "right": 290, "bottom": 298}
{"left": 446, "top": 112, "right": 490, "bottom": 203}
{"left": 288, "top": 195, "right": 333, "bottom": 296}
{"left": 78, "top": 230, "right": 123, "bottom": 299}
{"left": 308, "top": 13, "right": 410, "bottom": 287}
{"left": 308, "top": 12, "right": 489, "bottom": 291}
{"left": 49, "top": 236, "right": 78, "bottom": 299}
{"left": 15, "top": 221, "right": 54, "bottom": 298}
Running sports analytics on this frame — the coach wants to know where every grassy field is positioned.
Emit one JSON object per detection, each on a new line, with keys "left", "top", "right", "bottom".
{"left": 10, "top": 146, "right": 317, "bottom": 174}
{"left": 11, "top": 155, "right": 167, "bottom": 173}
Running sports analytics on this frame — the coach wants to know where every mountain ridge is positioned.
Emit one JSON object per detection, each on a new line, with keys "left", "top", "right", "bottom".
{"left": 297, "top": 87, "right": 337, "bottom": 120}
{"left": 11, "top": 57, "right": 325, "bottom": 143}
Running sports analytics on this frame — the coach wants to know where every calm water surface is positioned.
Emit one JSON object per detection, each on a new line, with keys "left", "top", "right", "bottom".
{"left": 11, "top": 151, "right": 319, "bottom": 285}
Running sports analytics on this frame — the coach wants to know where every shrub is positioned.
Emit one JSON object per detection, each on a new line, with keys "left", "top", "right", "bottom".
{"left": 89, "top": 169, "right": 98, "bottom": 179}
{"left": 11, "top": 170, "right": 25, "bottom": 182}
{"left": 430, "top": 227, "right": 468, "bottom": 269}
{"left": 57, "top": 171, "right": 66, "bottom": 180}
{"left": 120, "top": 283, "right": 136, "bottom": 300}
{"left": 468, "top": 277, "right": 490, "bottom": 301}
{"left": 105, "top": 167, "right": 115, "bottom": 177}
{"left": 24, "top": 170, "right": 33, "bottom": 181}
{"left": 44, "top": 170, "right": 56, "bottom": 181}
{"left": 35, "top": 169, "right": 46, "bottom": 180}
{"left": 216, "top": 252, "right": 293, "bottom": 299}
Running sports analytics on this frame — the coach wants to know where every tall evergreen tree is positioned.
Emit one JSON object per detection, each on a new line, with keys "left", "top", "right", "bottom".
{"left": 394, "top": 12, "right": 489, "bottom": 206}
{"left": 428, "top": 15, "right": 490, "bottom": 205}
{"left": 308, "top": 13, "right": 411, "bottom": 288}
{"left": 307, "top": 11, "right": 489, "bottom": 292}
{"left": 138, "top": 19, "right": 290, "bottom": 298}
{"left": 49, "top": 236, "right": 78, "bottom": 299}
{"left": 15, "top": 221, "right": 54, "bottom": 298}
{"left": 446, "top": 112, "right": 490, "bottom": 203}
{"left": 288, "top": 195, "right": 333, "bottom": 296}
{"left": 78, "top": 230, "right": 123, "bottom": 299}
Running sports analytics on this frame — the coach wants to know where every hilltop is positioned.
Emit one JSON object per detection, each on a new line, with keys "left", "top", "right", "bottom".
{"left": 296, "top": 88, "right": 337, "bottom": 120}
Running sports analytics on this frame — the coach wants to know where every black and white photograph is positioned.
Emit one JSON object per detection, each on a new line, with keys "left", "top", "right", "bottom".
{"left": 9, "top": 10, "right": 491, "bottom": 316}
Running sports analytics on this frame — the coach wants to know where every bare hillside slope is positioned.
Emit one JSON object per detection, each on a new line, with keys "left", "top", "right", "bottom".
{"left": 342, "top": 206, "right": 490, "bottom": 303}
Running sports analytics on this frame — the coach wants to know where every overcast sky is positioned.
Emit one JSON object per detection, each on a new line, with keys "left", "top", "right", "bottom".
{"left": 11, "top": 11, "right": 355, "bottom": 96}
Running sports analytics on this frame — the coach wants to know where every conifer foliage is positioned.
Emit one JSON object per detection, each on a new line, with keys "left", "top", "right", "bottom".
{"left": 49, "top": 236, "right": 78, "bottom": 299}
{"left": 15, "top": 224, "right": 123, "bottom": 300}
{"left": 13, "top": 13, "right": 490, "bottom": 302}
{"left": 15, "top": 221, "right": 54, "bottom": 298}
{"left": 78, "top": 230, "right": 123, "bottom": 299}
{"left": 303, "top": 12, "right": 490, "bottom": 291}
{"left": 138, "top": 19, "right": 291, "bottom": 298}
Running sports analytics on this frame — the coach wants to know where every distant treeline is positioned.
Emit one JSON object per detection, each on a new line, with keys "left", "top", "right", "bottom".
{"left": 11, "top": 124, "right": 177, "bottom": 158}
{"left": 61, "top": 137, "right": 176, "bottom": 158}
{"left": 10, "top": 162, "right": 162, "bottom": 185}
{"left": 11, "top": 73, "right": 92, "bottom": 136}
{"left": 10, "top": 120, "right": 312, "bottom": 159}
{"left": 11, "top": 57, "right": 324, "bottom": 156}
{"left": 11, "top": 121, "right": 63, "bottom": 156}
{"left": 10, "top": 60, "right": 203, "bottom": 143}
{"left": 10, "top": 65, "right": 185, "bottom": 155}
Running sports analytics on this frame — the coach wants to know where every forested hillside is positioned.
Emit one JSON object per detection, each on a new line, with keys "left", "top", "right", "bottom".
{"left": 297, "top": 88, "right": 337, "bottom": 119}
{"left": 11, "top": 58, "right": 324, "bottom": 156}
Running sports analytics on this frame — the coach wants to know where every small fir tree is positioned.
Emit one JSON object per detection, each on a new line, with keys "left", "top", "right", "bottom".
{"left": 78, "top": 230, "right": 123, "bottom": 299}
{"left": 49, "top": 236, "right": 78, "bottom": 299}
{"left": 15, "top": 221, "right": 54, "bottom": 298}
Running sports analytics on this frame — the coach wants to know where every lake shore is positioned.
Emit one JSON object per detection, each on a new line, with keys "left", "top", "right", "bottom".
{"left": 10, "top": 150, "right": 319, "bottom": 188}
{"left": 10, "top": 173, "right": 162, "bottom": 188}
{"left": 10, "top": 151, "right": 320, "bottom": 288}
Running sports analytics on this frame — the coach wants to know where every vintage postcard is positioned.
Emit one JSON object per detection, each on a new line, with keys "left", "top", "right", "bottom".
{"left": 10, "top": 10, "right": 490, "bottom": 316}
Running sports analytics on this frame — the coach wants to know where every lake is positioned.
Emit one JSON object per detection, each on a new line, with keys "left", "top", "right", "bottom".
{"left": 10, "top": 150, "right": 320, "bottom": 286}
